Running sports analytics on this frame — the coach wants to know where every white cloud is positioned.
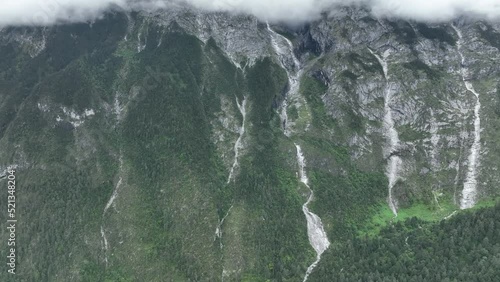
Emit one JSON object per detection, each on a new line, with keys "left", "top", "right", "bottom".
{"left": 370, "top": 0, "right": 500, "bottom": 22}
{"left": 0, "top": 0, "right": 500, "bottom": 26}
{"left": 0, "top": 0, "right": 128, "bottom": 26}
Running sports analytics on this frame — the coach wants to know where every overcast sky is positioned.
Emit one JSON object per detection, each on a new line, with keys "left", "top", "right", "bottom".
{"left": 1, "top": 0, "right": 500, "bottom": 26}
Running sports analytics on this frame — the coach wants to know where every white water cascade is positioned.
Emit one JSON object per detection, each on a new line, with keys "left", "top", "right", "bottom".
{"left": 295, "top": 144, "right": 330, "bottom": 281}
{"left": 452, "top": 25, "right": 482, "bottom": 210}
{"left": 214, "top": 205, "right": 234, "bottom": 247}
{"left": 267, "top": 23, "right": 330, "bottom": 280}
{"left": 227, "top": 97, "right": 247, "bottom": 183}
{"left": 101, "top": 155, "right": 124, "bottom": 266}
{"left": 217, "top": 204, "right": 233, "bottom": 282}
{"left": 137, "top": 27, "right": 147, "bottom": 53}
{"left": 369, "top": 48, "right": 400, "bottom": 216}
{"left": 267, "top": 23, "right": 303, "bottom": 137}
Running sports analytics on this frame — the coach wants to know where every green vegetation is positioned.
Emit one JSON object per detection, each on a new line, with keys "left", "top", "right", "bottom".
{"left": 1, "top": 11, "right": 500, "bottom": 282}
{"left": 360, "top": 197, "right": 457, "bottom": 237}
{"left": 387, "top": 21, "right": 418, "bottom": 45}
{"left": 0, "top": 13, "right": 128, "bottom": 282}
{"left": 288, "top": 105, "right": 300, "bottom": 120}
{"left": 478, "top": 24, "right": 500, "bottom": 50}
{"left": 310, "top": 203, "right": 500, "bottom": 281}
{"left": 398, "top": 123, "right": 431, "bottom": 142}
{"left": 119, "top": 29, "right": 226, "bottom": 280}
{"left": 233, "top": 58, "right": 313, "bottom": 280}
{"left": 472, "top": 197, "right": 500, "bottom": 210}
{"left": 275, "top": 29, "right": 296, "bottom": 42}
{"left": 347, "top": 52, "right": 383, "bottom": 75}
{"left": 300, "top": 76, "right": 333, "bottom": 130}
{"left": 416, "top": 24, "right": 457, "bottom": 46}
{"left": 303, "top": 138, "right": 387, "bottom": 240}
{"left": 403, "top": 59, "right": 442, "bottom": 80}
{"left": 0, "top": 13, "right": 316, "bottom": 279}
{"left": 299, "top": 69, "right": 387, "bottom": 241}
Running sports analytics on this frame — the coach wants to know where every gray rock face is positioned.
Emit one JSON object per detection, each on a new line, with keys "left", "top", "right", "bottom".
{"left": 117, "top": 5, "right": 500, "bottom": 210}
{"left": 1, "top": 2, "right": 498, "bottom": 215}
{"left": 288, "top": 11, "right": 500, "bottom": 210}
{"left": 1, "top": 5, "right": 500, "bottom": 281}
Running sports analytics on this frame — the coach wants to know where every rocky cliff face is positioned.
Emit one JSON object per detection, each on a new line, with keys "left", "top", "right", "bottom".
{"left": 0, "top": 5, "right": 499, "bottom": 281}
{"left": 147, "top": 6, "right": 500, "bottom": 210}
{"left": 301, "top": 10, "right": 500, "bottom": 211}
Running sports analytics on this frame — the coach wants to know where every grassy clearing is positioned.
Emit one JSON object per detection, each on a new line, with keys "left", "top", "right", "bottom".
{"left": 471, "top": 196, "right": 500, "bottom": 210}
{"left": 359, "top": 197, "right": 456, "bottom": 237}
{"left": 360, "top": 196, "right": 500, "bottom": 237}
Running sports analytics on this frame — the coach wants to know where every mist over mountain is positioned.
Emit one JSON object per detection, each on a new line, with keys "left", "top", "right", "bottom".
{"left": 1, "top": 0, "right": 500, "bottom": 26}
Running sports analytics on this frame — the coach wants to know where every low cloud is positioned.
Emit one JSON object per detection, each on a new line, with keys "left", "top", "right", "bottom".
{"left": 0, "top": 0, "right": 127, "bottom": 26}
{"left": 370, "top": 0, "right": 500, "bottom": 22}
{"left": 1, "top": 0, "right": 500, "bottom": 26}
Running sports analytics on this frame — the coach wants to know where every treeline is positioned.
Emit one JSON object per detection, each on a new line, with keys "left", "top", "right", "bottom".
{"left": 310, "top": 203, "right": 500, "bottom": 281}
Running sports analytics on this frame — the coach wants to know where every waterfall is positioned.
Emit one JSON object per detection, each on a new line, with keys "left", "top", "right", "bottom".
{"left": 101, "top": 154, "right": 124, "bottom": 266}
{"left": 452, "top": 25, "right": 481, "bottom": 210}
{"left": 267, "top": 23, "right": 303, "bottom": 137}
{"left": 227, "top": 97, "right": 247, "bottom": 183}
{"left": 295, "top": 144, "right": 330, "bottom": 281}
{"left": 267, "top": 23, "right": 330, "bottom": 280}
{"left": 137, "top": 23, "right": 147, "bottom": 53}
{"left": 369, "top": 48, "right": 400, "bottom": 216}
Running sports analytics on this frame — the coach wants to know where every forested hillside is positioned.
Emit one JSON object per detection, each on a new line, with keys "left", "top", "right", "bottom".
{"left": 0, "top": 6, "right": 499, "bottom": 281}
{"left": 311, "top": 204, "right": 500, "bottom": 281}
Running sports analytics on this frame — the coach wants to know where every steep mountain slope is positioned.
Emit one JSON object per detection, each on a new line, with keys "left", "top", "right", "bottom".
{"left": 299, "top": 11, "right": 500, "bottom": 238}
{"left": 0, "top": 6, "right": 499, "bottom": 281}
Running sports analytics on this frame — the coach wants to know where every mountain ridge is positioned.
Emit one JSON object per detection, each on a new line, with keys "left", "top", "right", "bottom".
{"left": 0, "top": 6, "right": 499, "bottom": 281}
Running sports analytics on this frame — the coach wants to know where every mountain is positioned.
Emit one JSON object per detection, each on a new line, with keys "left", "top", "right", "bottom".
{"left": 0, "top": 5, "right": 499, "bottom": 281}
